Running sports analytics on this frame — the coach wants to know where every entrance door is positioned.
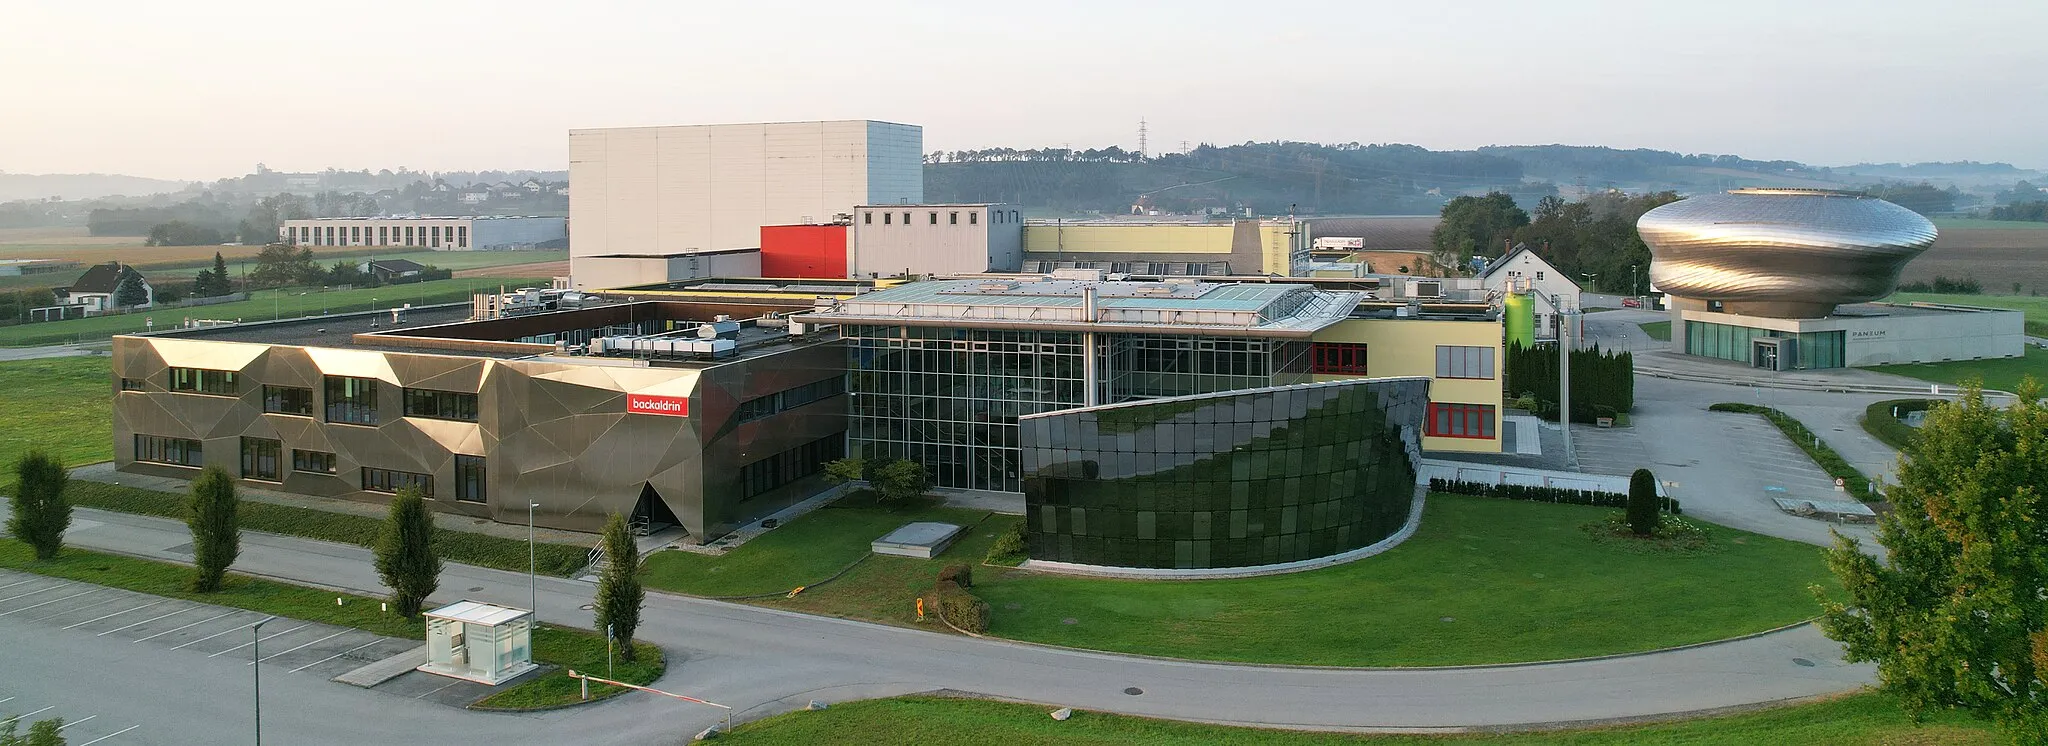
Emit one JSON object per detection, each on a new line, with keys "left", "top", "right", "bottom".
{"left": 1752, "top": 339, "right": 1782, "bottom": 371}
{"left": 630, "top": 483, "right": 681, "bottom": 536}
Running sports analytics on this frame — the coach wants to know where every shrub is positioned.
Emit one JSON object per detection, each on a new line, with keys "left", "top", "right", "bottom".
{"left": 985, "top": 521, "right": 1027, "bottom": 565}
{"left": 6, "top": 449, "right": 69, "bottom": 560}
{"left": 928, "top": 580, "right": 991, "bottom": 634}
{"left": 186, "top": 466, "right": 241, "bottom": 593}
{"left": 374, "top": 486, "right": 441, "bottom": 619}
{"left": 595, "top": 512, "right": 645, "bottom": 662}
{"left": 1429, "top": 478, "right": 1679, "bottom": 514}
{"left": 937, "top": 563, "right": 973, "bottom": 588}
{"left": 1861, "top": 399, "right": 1935, "bottom": 451}
{"left": 1626, "top": 468, "right": 1660, "bottom": 537}
{"left": 1709, "top": 403, "right": 1876, "bottom": 501}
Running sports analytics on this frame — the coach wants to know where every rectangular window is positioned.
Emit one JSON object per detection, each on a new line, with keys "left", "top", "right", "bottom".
{"left": 1434, "top": 345, "right": 1496, "bottom": 379}
{"left": 949, "top": 211, "right": 959, "bottom": 225}
{"left": 362, "top": 467, "right": 433, "bottom": 496}
{"left": 738, "top": 433, "right": 845, "bottom": 499}
{"left": 882, "top": 212, "right": 891, "bottom": 225}
{"left": 863, "top": 212, "right": 872, "bottom": 225}
{"left": 454, "top": 455, "right": 485, "bottom": 503}
{"left": 457, "top": 225, "right": 467, "bottom": 248}
{"left": 1310, "top": 342, "right": 1369, "bottom": 375}
{"left": 378, "top": 226, "right": 388, "bottom": 245}
{"left": 120, "top": 377, "right": 145, "bottom": 391}
{"left": 929, "top": 212, "right": 938, "bottom": 225}
{"left": 292, "top": 449, "right": 336, "bottom": 474}
{"left": 402, "top": 388, "right": 478, "bottom": 422}
{"left": 324, "top": 375, "right": 379, "bottom": 425}
{"left": 240, "top": 437, "right": 281, "bottom": 481}
{"left": 1536, "top": 271, "right": 1546, "bottom": 280}
{"left": 262, "top": 385, "right": 314, "bottom": 416}
{"left": 134, "top": 434, "right": 203, "bottom": 467}
{"left": 1426, "top": 403, "right": 1498, "bottom": 439}
{"left": 734, "top": 377, "right": 845, "bottom": 424}
{"left": 969, "top": 212, "right": 979, "bottom": 225}
{"left": 901, "top": 212, "right": 911, "bottom": 225}
{"left": 430, "top": 226, "right": 442, "bottom": 247}
{"left": 405, "top": 226, "right": 415, "bottom": 245}
{"left": 168, "top": 367, "right": 239, "bottom": 396}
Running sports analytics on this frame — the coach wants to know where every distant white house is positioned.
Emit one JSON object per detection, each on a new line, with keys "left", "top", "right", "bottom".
{"left": 54, "top": 261, "right": 154, "bottom": 313}
{"left": 1478, "top": 243, "right": 1580, "bottom": 338}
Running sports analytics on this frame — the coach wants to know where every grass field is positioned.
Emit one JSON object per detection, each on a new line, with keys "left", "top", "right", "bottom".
{"left": 0, "top": 225, "right": 562, "bottom": 291}
{"left": 645, "top": 494, "right": 1837, "bottom": 667}
{"left": 0, "top": 275, "right": 546, "bottom": 347}
{"left": 471, "top": 626, "right": 664, "bottom": 710}
{"left": 0, "top": 356, "right": 112, "bottom": 468}
{"left": 717, "top": 692, "right": 1997, "bottom": 745}
{"left": 1638, "top": 320, "right": 1671, "bottom": 341}
{"left": 1869, "top": 346, "right": 2048, "bottom": 395}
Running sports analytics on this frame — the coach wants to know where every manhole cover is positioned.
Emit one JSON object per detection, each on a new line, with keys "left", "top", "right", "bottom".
{"left": 1062, "top": 617, "right": 1079, "bottom": 625}
{"left": 1792, "top": 658, "right": 1816, "bottom": 667}
{"left": 1440, "top": 617, "right": 1456, "bottom": 623}
{"left": 580, "top": 604, "right": 595, "bottom": 610}
{"left": 468, "top": 587, "right": 484, "bottom": 592}
{"left": 1123, "top": 687, "right": 1144, "bottom": 696}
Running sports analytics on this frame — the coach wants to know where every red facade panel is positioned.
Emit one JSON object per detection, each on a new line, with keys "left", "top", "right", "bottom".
{"left": 759, "top": 224, "right": 848, "bottom": 278}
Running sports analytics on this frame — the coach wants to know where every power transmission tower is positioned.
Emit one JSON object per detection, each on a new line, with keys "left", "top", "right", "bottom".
{"left": 1138, "top": 118, "right": 1149, "bottom": 159}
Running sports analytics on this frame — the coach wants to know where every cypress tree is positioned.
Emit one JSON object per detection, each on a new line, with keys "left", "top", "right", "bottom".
{"left": 374, "top": 486, "right": 441, "bottom": 618}
{"left": 594, "top": 512, "right": 645, "bottom": 662}
{"left": 186, "top": 466, "right": 241, "bottom": 592}
{"left": 7, "top": 449, "right": 70, "bottom": 560}
{"left": 1627, "top": 468, "right": 1660, "bottom": 536}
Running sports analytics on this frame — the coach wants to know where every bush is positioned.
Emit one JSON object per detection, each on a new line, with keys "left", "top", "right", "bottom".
{"left": 1430, "top": 478, "right": 1679, "bottom": 514}
{"left": 937, "top": 563, "right": 973, "bottom": 588}
{"left": 6, "top": 449, "right": 69, "bottom": 560}
{"left": 1709, "top": 403, "right": 1876, "bottom": 501}
{"left": 186, "top": 466, "right": 241, "bottom": 593}
{"left": 1505, "top": 342, "right": 1635, "bottom": 423}
{"left": 1626, "top": 468, "right": 1660, "bottom": 537}
{"left": 985, "top": 521, "right": 1027, "bottom": 566}
{"left": 928, "top": 580, "right": 991, "bottom": 634}
{"left": 1861, "top": 399, "right": 1935, "bottom": 451}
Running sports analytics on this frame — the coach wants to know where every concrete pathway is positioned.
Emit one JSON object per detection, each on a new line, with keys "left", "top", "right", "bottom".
{"left": 0, "top": 504, "right": 1873, "bottom": 738}
{"left": 0, "top": 342, "right": 107, "bottom": 361}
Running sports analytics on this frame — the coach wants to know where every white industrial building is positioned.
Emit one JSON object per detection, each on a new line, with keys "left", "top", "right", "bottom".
{"left": 568, "top": 120, "right": 923, "bottom": 288}
{"left": 568, "top": 248, "right": 764, "bottom": 292}
{"left": 1477, "top": 244, "right": 1581, "bottom": 338}
{"left": 848, "top": 203, "right": 1024, "bottom": 277}
{"left": 280, "top": 216, "right": 566, "bottom": 250}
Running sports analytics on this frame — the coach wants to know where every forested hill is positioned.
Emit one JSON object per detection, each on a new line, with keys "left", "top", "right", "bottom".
{"left": 923, "top": 142, "right": 2034, "bottom": 216}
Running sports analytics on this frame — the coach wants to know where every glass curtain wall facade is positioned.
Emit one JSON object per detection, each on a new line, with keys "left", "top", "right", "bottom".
{"left": 1021, "top": 378, "right": 1427, "bottom": 570}
{"left": 1684, "top": 320, "right": 1845, "bottom": 369}
{"left": 844, "top": 325, "right": 1312, "bottom": 492}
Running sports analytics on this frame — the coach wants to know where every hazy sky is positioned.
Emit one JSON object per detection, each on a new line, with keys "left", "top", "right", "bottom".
{"left": 5, "top": 0, "right": 2044, "bottom": 180}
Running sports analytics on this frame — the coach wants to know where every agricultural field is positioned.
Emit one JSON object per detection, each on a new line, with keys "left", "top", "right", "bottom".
{"left": 1904, "top": 220, "right": 2048, "bottom": 294}
{"left": 1887, "top": 291, "right": 2048, "bottom": 337}
{"left": 0, "top": 226, "right": 563, "bottom": 291}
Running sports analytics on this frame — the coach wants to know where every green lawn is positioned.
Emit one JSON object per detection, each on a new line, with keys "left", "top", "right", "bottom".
{"left": 1638, "top": 320, "right": 1671, "bottom": 341}
{"left": 718, "top": 692, "right": 1997, "bottom": 746}
{"left": 0, "top": 276, "right": 547, "bottom": 347}
{"left": 1868, "top": 347, "right": 2048, "bottom": 395}
{"left": 472, "top": 625, "right": 664, "bottom": 710}
{"left": 0, "top": 356, "right": 111, "bottom": 468}
{"left": 1888, "top": 292, "right": 2048, "bottom": 337}
{"left": 639, "top": 495, "right": 994, "bottom": 598}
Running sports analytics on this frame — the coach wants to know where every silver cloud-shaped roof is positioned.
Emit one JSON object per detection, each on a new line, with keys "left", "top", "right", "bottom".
{"left": 1638, "top": 188, "right": 1936, "bottom": 318}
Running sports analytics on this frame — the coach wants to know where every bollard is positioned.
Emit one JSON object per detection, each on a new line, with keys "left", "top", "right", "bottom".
{"left": 336, "top": 597, "right": 342, "bottom": 606}
{"left": 581, "top": 676, "right": 589, "bottom": 701}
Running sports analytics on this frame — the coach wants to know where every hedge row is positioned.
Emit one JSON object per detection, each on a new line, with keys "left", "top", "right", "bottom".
{"left": 64, "top": 480, "right": 594, "bottom": 575}
{"left": 1707, "top": 403, "right": 1877, "bottom": 502}
{"left": 1505, "top": 342, "right": 1635, "bottom": 424}
{"left": 1430, "top": 478, "right": 1680, "bottom": 514}
{"left": 926, "top": 574, "right": 991, "bottom": 634}
{"left": 1861, "top": 399, "right": 1935, "bottom": 451}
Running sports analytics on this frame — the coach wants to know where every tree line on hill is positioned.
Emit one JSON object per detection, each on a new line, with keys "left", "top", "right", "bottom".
{"left": 1430, "top": 191, "right": 1678, "bottom": 294}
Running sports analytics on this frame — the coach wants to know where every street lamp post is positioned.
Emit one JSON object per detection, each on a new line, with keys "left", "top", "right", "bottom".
{"left": 528, "top": 502, "right": 541, "bottom": 614}
{"left": 1631, "top": 264, "right": 1640, "bottom": 300}
{"left": 252, "top": 615, "right": 277, "bottom": 746}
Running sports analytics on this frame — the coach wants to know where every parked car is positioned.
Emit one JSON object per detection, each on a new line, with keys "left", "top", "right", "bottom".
{"left": 1622, "top": 297, "right": 1643, "bottom": 308}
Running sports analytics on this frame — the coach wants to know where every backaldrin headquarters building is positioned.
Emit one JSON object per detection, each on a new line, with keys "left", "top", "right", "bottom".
{"left": 111, "top": 275, "right": 1502, "bottom": 571}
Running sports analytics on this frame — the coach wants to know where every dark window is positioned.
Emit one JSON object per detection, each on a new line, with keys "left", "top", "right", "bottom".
{"left": 739, "top": 434, "right": 845, "bottom": 499}
{"left": 454, "top": 455, "right": 485, "bottom": 503}
{"left": 292, "top": 449, "right": 336, "bottom": 474}
{"left": 134, "top": 435, "right": 203, "bottom": 467}
{"left": 263, "top": 385, "right": 314, "bottom": 416}
{"left": 169, "top": 367, "right": 239, "bottom": 396}
{"left": 402, "top": 388, "right": 478, "bottom": 422}
{"left": 949, "top": 211, "right": 958, "bottom": 225}
{"left": 120, "top": 377, "right": 145, "bottom": 391}
{"left": 882, "top": 212, "right": 891, "bottom": 225}
{"left": 362, "top": 467, "right": 433, "bottom": 496}
{"left": 863, "top": 212, "right": 872, "bottom": 225}
{"left": 734, "top": 377, "right": 845, "bottom": 424}
{"left": 1427, "top": 403, "right": 1497, "bottom": 439}
{"left": 969, "top": 212, "right": 979, "bottom": 225}
{"left": 901, "top": 212, "right": 910, "bottom": 225}
{"left": 378, "top": 226, "right": 388, "bottom": 245}
{"left": 1434, "top": 345, "right": 1496, "bottom": 380}
{"left": 929, "top": 212, "right": 938, "bottom": 225}
{"left": 241, "top": 437, "right": 281, "bottom": 481}
{"left": 324, "top": 375, "right": 379, "bottom": 425}
{"left": 457, "top": 226, "right": 467, "bottom": 248}
{"left": 1010, "top": 210, "right": 1019, "bottom": 222}
{"left": 1310, "top": 343, "right": 1369, "bottom": 375}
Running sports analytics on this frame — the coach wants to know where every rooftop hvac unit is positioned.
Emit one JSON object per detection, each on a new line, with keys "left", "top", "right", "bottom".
{"left": 1134, "top": 285, "right": 1175, "bottom": 295}
{"left": 697, "top": 320, "right": 741, "bottom": 340}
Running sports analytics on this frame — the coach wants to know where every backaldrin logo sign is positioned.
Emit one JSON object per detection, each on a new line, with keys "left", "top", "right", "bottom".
{"left": 625, "top": 393, "right": 690, "bottom": 417}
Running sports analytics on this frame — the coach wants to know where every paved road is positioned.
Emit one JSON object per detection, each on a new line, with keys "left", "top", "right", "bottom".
{"left": 0, "top": 343, "right": 105, "bottom": 361}
{"left": 0, "top": 505, "right": 1871, "bottom": 740}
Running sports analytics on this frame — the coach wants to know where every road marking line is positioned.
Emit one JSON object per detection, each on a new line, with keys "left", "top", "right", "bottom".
{"left": 290, "top": 639, "right": 385, "bottom": 673}
{"left": 169, "top": 617, "right": 265, "bottom": 650}
{"left": 28, "top": 594, "right": 128, "bottom": 624}
{"left": 54, "top": 715, "right": 96, "bottom": 730}
{"left": 0, "top": 707, "right": 54, "bottom": 726}
{"left": 0, "top": 577, "right": 42, "bottom": 592}
{"left": 208, "top": 624, "right": 312, "bottom": 657}
{"left": 254, "top": 629, "right": 351, "bottom": 664}
{"left": 0, "top": 589, "right": 99, "bottom": 617}
{"left": 0, "top": 697, "right": 11, "bottom": 705}
{"left": 134, "top": 610, "right": 242, "bottom": 643}
{"left": 0, "top": 581, "right": 68, "bottom": 604}
{"left": 99, "top": 606, "right": 193, "bottom": 636}
{"left": 76, "top": 725, "right": 140, "bottom": 745}
{"left": 64, "top": 600, "right": 166, "bottom": 630}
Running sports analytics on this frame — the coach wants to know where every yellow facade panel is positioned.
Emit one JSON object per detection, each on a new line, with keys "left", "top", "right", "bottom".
{"left": 1021, "top": 225, "right": 1236, "bottom": 255}
{"left": 1311, "top": 317, "right": 1504, "bottom": 454}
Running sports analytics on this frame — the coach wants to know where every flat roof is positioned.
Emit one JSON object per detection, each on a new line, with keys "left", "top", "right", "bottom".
{"left": 426, "top": 600, "right": 530, "bottom": 626}
{"left": 136, "top": 303, "right": 489, "bottom": 353}
{"left": 801, "top": 278, "right": 1360, "bottom": 337}
{"left": 282, "top": 215, "right": 560, "bottom": 222}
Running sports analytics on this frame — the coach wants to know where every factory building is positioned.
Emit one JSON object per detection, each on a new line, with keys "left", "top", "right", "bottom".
{"left": 280, "top": 216, "right": 566, "bottom": 250}
{"left": 1018, "top": 219, "right": 1308, "bottom": 277}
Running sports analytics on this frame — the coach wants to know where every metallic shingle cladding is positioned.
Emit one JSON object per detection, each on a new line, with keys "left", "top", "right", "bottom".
{"left": 1638, "top": 189, "right": 1937, "bottom": 317}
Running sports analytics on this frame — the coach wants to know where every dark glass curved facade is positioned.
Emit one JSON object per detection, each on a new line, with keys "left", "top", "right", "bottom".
{"left": 1020, "top": 378, "right": 1427, "bottom": 570}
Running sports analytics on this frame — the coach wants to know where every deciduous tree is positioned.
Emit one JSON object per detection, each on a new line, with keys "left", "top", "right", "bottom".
{"left": 7, "top": 449, "right": 70, "bottom": 560}
{"left": 1816, "top": 381, "right": 2048, "bottom": 741}
{"left": 186, "top": 466, "right": 240, "bottom": 592}
{"left": 373, "top": 486, "right": 441, "bottom": 618}
{"left": 594, "top": 512, "right": 644, "bottom": 662}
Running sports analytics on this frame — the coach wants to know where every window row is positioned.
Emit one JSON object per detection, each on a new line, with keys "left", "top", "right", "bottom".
{"left": 1309, "top": 342, "right": 1369, "bottom": 375}
{"left": 287, "top": 224, "right": 468, "bottom": 249}
{"left": 738, "top": 434, "right": 845, "bottom": 499}
{"left": 734, "top": 377, "right": 845, "bottom": 424}
{"left": 1435, "top": 345, "right": 1496, "bottom": 380}
{"left": 136, "top": 433, "right": 480, "bottom": 501}
{"left": 861, "top": 209, "right": 1021, "bottom": 226}
{"left": 134, "top": 434, "right": 203, "bottom": 467}
{"left": 169, "top": 367, "right": 239, "bottom": 396}
{"left": 1426, "top": 403, "right": 1497, "bottom": 439}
